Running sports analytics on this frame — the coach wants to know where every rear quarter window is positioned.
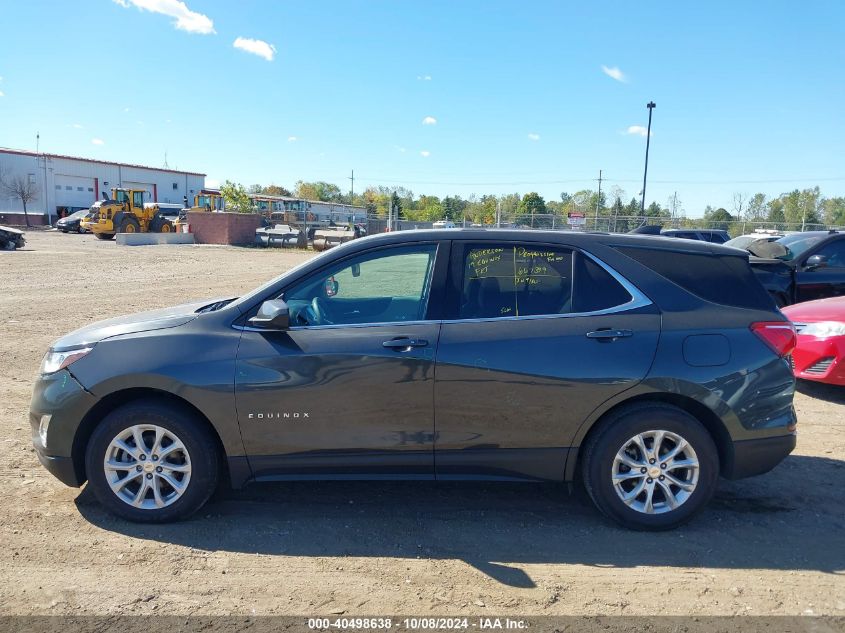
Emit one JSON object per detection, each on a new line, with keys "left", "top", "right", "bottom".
{"left": 614, "top": 246, "right": 774, "bottom": 310}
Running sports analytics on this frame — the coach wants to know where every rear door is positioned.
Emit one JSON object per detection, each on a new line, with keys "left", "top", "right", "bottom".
{"left": 433, "top": 241, "right": 661, "bottom": 481}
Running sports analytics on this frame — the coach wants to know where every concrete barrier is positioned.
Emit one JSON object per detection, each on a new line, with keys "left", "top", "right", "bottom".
{"left": 116, "top": 233, "right": 196, "bottom": 246}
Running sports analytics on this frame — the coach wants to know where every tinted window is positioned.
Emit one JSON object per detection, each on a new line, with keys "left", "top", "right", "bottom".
{"left": 283, "top": 244, "right": 437, "bottom": 326}
{"left": 771, "top": 233, "right": 826, "bottom": 261}
{"left": 572, "top": 255, "right": 634, "bottom": 313}
{"left": 460, "top": 245, "right": 573, "bottom": 318}
{"left": 615, "top": 246, "right": 773, "bottom": 310}
{"left": 813, "top": 239, "right": 845, "bottom": 267}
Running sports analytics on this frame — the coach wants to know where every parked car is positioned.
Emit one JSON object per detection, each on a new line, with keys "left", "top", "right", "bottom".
{"left": 747, "top": 230, "right": 845, "bottom": 306}
{"left": 627, "top": 226, "right": 730, "bottom": 243}
{"left": 723, "top": 231, "right": 784, "bottom": 251}
{"left": 782, "top": 296, "right": 845, "bottom": 385}
{"left": 31, "top": 229, "right": 797, "bottom": 530}
{"left": 0, "top": 225, "right": 25, "bottom": 250}
{"left": 56, "top": 209, "right": 90, "bottom": 233}
{"left": 660, "top": 228, "right": 731, "bottom": 243}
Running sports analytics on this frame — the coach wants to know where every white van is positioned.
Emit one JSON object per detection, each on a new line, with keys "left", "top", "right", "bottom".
{"left": 432, "top": 220, "right": 456, "bottom": 229}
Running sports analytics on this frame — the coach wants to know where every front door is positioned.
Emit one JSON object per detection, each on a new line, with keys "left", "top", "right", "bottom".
{"left": 236, "top": 243, "right": 443, "bottom": 479}
{"left": 434, "top": 241, "right": 660, "bottom": 481}
{"left": 795, "top": 238, "right": 845, "bottom": 302}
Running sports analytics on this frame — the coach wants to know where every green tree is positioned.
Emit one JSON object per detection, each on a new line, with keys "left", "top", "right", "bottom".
{"left": 704, "top": 207, "right": 734, "bottom": 230}
{"left": 220, "top": 181, "right": 254, "bottom": 214}
{"left": 517, "top": 192, "right": 547, "bottom": 226}
{"left": 263, "top": 184, "right": 292, "bottom": 197}
{"left": 822, "top": 197, "right": 845, "bottom": 225}
{"left": 294, "top": 181, "right": 342, "bottom": 202}
{"left": 745, "top": 193, "right": 768, "bottom": 222}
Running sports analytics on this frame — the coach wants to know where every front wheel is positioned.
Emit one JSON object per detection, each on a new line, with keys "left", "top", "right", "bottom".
{"left": 582, "top": 403, "right": 719, "bottom": 530}
{"left": 85, "top": 401, "right": 219, "bottom": 523}
{"left": 94, "top": 233, "right": 115, "bottom": 240}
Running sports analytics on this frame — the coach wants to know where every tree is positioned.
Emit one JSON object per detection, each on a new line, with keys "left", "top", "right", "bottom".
{"left": 731, "top": 192, "right": 747, "bottom": 221}
{"left": 220, "top": 180, "right": 253, "bottom": 213}
{"left": 390, "top": 191, "right": 403, "bottom": 219}
{"left": 294, "top": 181, "right": 342, "bottom": 202}
{"left": 517, "top": 192, "right": 546, "bottom": 226}
{"left": 263, "top": 184, "right": 292, "bottom": 197}
{"left": 704, "top": 207, "right": 734, "bottom": 230}
{"left": 0, "top": 168, "right": 38, "bottom": 227}
{"left": 745, "top": 193, "right": 768, "bottom": 222}
{"left": 821, "top": 197, "right": 845, "bottom": 226}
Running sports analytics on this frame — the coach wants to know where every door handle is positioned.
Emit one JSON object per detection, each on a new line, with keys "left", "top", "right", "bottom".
{"left": 586, "top": 329, "right": 633, "bottom": 341}
{"left": 383, "top": 337, "right": 429, "bottom": 350}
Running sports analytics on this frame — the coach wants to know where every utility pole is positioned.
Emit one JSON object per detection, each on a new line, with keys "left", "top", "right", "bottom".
{"left": 640, "top": 101, "right": 656, "bottom": 214}
{"left": 496, "top": 199, "right": 501, "bottom": 228}
{"left": 595, "top": 169, "right": 602, "bottom": 230}
{"left": 348, "top": 169, "right": 354, "bottom": 203}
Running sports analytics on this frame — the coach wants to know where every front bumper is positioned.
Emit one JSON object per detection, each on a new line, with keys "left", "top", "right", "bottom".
{"left": 791, "top": 334, "right": 845, "bottom": 386}
{"left": 723, "top": 432, "right": 797, "bottom": 480}
{"left": 29, "top": 369, "right": 97, "bottom": 487}
{"left": 35, "top": 451, "right": 80, "bottom": 487}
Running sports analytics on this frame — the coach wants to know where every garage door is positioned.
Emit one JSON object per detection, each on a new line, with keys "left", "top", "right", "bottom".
{"left": 123, "top": 181, "right": 155, "bottom": 204}
{"left": 54, "top": 174, "right": 95, "bottom": 208}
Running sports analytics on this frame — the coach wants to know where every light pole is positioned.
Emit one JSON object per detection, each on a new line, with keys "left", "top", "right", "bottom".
{"left": 640, "top": 101, "right": 656, "bottom": 214}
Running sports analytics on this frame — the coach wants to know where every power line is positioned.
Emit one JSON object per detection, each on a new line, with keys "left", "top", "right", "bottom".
{"left": 349, "top": 175, "right": 845, "bottom": 187}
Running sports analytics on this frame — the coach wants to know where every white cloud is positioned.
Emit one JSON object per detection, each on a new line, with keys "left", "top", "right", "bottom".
{"left": 601, "top": 65, "right": 627, "bottom": 82}
{"left": 205, "top": 177, "right": 220, "bottom": 189}
{"left": 422, "top": 116, "right": 437, "bottom": 125}
{"left": 417, "top": 75, "right": 432, "bottom": 81}
{"left": 113, "top": 0, "right": 215, "bottom": 34}
{"left": 287, "top": 136, "right": 297, "bottom": 142}
{"left": 0, "top": 91, "right": 4, "bottom": 97}
{"left": 420, "top": 150, "right": 431, "bottom": 157}
{"left": 91, "top": 138, "right": 105, "bottom": 145}
{"left": 233, "top": 37, "right": 276, "bottom": 61}
{"left": 72, "top": 123, "right": 83, "bottom": 128}
{"left": 528, "top": 133, "right": 540, "bottom": 141}
{"left": 123, "top": 107, "right": 130, "bottom": 112}
{"left": 626, "top": 125, "right": 651, "bottom": 137}
{"left": 396, "top": 146, "right": 407, "bottom": 153}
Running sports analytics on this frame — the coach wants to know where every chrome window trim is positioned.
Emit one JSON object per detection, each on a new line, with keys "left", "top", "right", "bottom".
{"left": 234, "top": 248, "right": 652, "bottom": 332}
{"left": 235, "top": 319, "right": 438, "bottom": 333}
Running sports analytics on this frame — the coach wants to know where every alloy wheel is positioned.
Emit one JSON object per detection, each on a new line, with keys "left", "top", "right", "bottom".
{"left": 103, "top": 424, "right": 192, "bottom": 509}
{"left": 611, "top": 429, "right": 699, "bottom": 514}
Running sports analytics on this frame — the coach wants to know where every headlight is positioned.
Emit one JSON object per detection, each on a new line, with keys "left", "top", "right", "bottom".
{"left": 799, "top": 321, "right": 845, "bottom": 339}
{"left": 40, "top": 347, "right": 93, "bottom": 374}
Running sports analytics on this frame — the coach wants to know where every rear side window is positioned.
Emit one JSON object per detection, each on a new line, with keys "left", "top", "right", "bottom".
{"left": 615, "top": 246, "right": 773, "bottom": 310}
{"left": 458, "top": 244, "right": 633, "bottom": 319}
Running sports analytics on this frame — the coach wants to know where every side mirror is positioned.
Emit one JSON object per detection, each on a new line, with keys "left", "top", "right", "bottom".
{"left": 249, "top": 299, "right": 290, "bottom": 330}
{"left": 351, "top": 262, "right": 361, "bottom": 278}
{"left": 805, "top": 254, "right": 829, "bottom": 270}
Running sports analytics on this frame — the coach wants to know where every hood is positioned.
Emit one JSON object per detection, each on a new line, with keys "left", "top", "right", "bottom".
{"left": 746, "top": 240, "right": 788, "bottom": 259}
{"left": 51, "top": 298, "right": 228, "bottom": 351}
{"left": 782, "top": 296, "right": 845, "bottom": 323}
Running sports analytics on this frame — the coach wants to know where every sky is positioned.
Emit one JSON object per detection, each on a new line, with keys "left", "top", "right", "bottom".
{"left": 1, "top": 0, "right": 843, "bottom": 217}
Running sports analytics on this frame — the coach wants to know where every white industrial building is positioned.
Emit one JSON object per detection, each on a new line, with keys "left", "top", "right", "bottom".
{"left": 0, "top": 147, "right": 206, "bottom": 225}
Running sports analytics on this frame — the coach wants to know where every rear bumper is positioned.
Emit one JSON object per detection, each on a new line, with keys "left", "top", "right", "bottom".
{"left": 723, "top": 433, "right": 796, "bottom": 480}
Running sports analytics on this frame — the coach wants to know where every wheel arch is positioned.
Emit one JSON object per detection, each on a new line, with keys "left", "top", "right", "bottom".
{"left": 71, "top": 387, "right": 230, "bottom": 488}
{"left": 565, "top": 392, "right": 733, "bottom": 482}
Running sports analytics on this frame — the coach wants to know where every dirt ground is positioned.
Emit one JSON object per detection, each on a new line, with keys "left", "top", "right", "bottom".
{"left": 0, "top": 230, "right": 843, "bottom": 617}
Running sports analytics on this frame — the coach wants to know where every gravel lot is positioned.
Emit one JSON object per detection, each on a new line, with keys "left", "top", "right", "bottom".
{"left": 1, "top": 230, "right": 844, "bottom": 617}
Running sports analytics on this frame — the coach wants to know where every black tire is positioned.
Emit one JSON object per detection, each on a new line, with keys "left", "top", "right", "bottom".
{"left": 118, "top": 216, "right": 141, "bottom": 233}
{"left": 582, "top": 402, "right": 719, "bottom": 531}
{"left": 94, "top": 232, "right": 115, "bottom": 240}
{"left": 84, "top": 401, "right": 219, "bottom": 523}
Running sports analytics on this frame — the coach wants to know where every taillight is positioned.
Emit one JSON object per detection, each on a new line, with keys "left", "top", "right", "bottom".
{"left": 751, "top": 321, "right": 797, "bottom": 357}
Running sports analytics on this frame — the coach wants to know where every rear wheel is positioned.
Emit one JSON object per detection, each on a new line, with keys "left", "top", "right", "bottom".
{"left": 582, "top": 403, "right": 719, "bottom": 530}
{"left": 85, "top": 401, "right": 219, "bottom": 523}
{"left": 150, "top": 215, "right": 174, "bottom": 233}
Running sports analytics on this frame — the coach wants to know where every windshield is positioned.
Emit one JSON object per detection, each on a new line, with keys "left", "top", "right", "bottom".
{"left": 767, "top": 233, "right": 826, "bottom": 261}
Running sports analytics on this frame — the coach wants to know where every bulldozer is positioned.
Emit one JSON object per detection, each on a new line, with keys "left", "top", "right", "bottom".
{"left": 86, "top": 188, "right": 176, "bottom": 240}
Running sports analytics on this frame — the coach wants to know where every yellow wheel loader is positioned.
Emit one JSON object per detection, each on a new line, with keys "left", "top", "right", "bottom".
{"left": 88, "top": 189, "right": 175, "bottom": 240}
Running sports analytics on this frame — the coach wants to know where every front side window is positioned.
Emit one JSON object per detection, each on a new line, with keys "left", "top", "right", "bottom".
{"left": 283, "top": 244, "right": 437, "bottom": 326}
{"left": 812, "top": 240, "right": 845, "bottom": 267}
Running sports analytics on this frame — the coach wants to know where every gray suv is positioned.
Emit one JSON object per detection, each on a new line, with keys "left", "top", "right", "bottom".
{"left": 30, "top": 229, "right": 797, "bottom": 530}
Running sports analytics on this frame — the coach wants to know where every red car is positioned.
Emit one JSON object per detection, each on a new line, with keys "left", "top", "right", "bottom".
{"left": 783, "top": 296, "right": 845, "bottom": 385}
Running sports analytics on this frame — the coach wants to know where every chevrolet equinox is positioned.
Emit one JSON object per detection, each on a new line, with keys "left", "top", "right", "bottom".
{"left": 30, "top": 229, "right": 798, "bottom": 530}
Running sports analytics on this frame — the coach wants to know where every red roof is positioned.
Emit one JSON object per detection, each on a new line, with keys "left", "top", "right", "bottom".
{"left": 0, "top": 147, "right": 205, "bottom": 177}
